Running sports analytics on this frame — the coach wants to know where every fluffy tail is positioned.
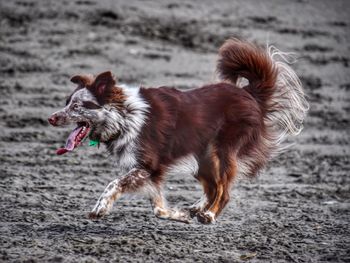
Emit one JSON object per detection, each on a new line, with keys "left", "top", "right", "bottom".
{"left": 217, "top": 38, "right": 309, "bottom": 175}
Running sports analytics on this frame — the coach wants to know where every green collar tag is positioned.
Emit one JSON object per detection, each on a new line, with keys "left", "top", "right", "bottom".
{"left": 89, "top": 139, "right": 100, "bottom": 147}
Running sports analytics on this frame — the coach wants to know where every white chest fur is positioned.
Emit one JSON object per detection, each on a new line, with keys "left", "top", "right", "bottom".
{"left": 112, "top": 141, "right": 138, "bottom": 173}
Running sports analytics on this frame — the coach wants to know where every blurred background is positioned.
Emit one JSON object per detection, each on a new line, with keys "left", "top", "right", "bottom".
{"left": 0, "top": 0, "right": 349, "bottom": 262}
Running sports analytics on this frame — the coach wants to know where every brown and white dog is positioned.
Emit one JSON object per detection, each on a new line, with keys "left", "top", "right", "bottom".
{"left": 48, "top": 39, "right": 308, "bottom": 224}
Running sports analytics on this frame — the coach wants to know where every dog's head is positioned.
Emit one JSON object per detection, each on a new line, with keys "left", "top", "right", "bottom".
{"left": 48, "top": 71, "right": 126, "bottom": 155}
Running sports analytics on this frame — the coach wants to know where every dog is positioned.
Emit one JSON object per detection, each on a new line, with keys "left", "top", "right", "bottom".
{"left": 48, "top": 38, "right": 308, "bottom": 224}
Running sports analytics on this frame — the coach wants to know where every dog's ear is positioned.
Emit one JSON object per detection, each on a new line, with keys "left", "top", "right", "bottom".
{"left": 90, "top": 71, "right": 116, "bottom": 97}
{"left": 70, "top": 74, "right": 94, "bottom": 87}
{"left": 89, "top": 71, "right": 124, "bottom": 105}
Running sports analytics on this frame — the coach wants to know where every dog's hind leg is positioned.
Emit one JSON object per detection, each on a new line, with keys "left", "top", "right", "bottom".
{"left": 196, "top": 147, "right": 237, "bottom": 224}
{"left": 187, "top": 146, "right": 217, "bottom": 219}
{"left": 210, "top": 154, "right": 237, "bottom": 218}
{"left": 89, "top": 168, "right": 152, "bottom": 219}
{"left": 190, "top": 144, "right": 221, "bottom": 223}
{"left": 187, "top": 194, "right": 208, "bottom": 218}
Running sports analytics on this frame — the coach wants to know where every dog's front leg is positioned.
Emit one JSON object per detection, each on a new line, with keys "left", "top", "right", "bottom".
{"left": 88, "top": 168, "right": 150, "bottom": 219}
{"left": 152, "top": 191, "right": 191, "bottom": 224}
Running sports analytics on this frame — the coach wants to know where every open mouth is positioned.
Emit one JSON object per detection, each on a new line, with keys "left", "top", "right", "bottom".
{"left": 56, "top": 122, "right": 91, "bottom": 155}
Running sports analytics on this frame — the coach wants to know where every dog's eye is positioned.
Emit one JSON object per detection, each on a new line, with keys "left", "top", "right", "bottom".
{"left": 82, "top": 101, "right": 102, "bottom": 109}
{"left": 72, "top": 103, "right": 79, "bottom": 110}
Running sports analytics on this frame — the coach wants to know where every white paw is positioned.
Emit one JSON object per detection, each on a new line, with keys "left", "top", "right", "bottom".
{"left": 88, "top": 199, "right": 111, "bottom": 219}
{"left": 196, "top": 211, "right": 216, "bottom": 224}
{"left": 154, "top": 207, "right": 170, "bottom": 219}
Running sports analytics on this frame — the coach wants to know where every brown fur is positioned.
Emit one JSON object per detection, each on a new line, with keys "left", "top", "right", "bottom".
{"left": 134, "top": 81, "right": 267, "bottom": 222}
{"left": 127, "top": 39, "right": 283, "bottom": 222}
{"left": 52, "top": 38, "right": 307, "bottom": 223}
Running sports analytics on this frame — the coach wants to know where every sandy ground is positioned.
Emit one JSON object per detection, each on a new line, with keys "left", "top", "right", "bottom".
{"left": 0, "top": 0, "right": 349, "bottom": 262}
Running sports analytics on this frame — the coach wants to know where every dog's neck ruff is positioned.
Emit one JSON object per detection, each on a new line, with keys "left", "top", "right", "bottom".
{"left": 108, "top": 86, "right": 149, "bottom": 171}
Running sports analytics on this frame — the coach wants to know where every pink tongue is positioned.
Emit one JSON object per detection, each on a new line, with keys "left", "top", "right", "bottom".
{"left": 56, "top": 126, "right": 83, "bottom": 155}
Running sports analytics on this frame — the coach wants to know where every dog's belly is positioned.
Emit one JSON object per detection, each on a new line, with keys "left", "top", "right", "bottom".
{"left": 164, "top": 154, "right": 199, "bottom": 177}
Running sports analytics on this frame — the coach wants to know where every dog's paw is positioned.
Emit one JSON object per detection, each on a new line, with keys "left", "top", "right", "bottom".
{"left": 154, "top": 207, "right": 170, "bottom": 219}
{"left": 154, "top": 207, "right": 192, "bottom": 224}
{"left": 88, "top": 210, "right": 105, "bottom": 220}
{"left": 88, "top": 200, "right": 110, "bottom": 220}
{"left": 196, "top": 211, "right": 216, "bottom": 224}
{"left": 185, "top": 207, "right": 202, "bottom": 218}
{"left": 171, "top": 209, "right": 192, "bottom": 224}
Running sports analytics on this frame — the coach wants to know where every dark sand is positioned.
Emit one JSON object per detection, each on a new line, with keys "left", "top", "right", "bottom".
{"left": 0, "top": 0, "right": 349, "bottom": 262}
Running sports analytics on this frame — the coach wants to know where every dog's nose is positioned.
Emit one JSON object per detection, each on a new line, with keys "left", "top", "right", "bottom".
{"left": 48, "top": 116, "right": 57, "bottom": 126}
